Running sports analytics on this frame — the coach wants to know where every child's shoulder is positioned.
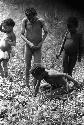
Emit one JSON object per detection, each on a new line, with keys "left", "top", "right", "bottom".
{"left": 22, "top": 17, "right": 27, "bottom": 22}
{"left": 22, "top": 18, "right": 29, "bottom": 24}
{"left": 37, "top": 17, "right": 45, "bottom": 26}
{"left": 37, "top": 17, "right": 44, "bottom": 22}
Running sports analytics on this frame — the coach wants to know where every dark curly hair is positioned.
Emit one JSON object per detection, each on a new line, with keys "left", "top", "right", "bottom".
{"left": 25, "top": 7, "right": 37, "bottom": 17}
{"left": 2, "top": 18, "right": 15, "bottom": 27}
{"left": 67, "top": 17, "right": 78, "bottom": 29}
{"left": 30, "top": 65, "right": 45, "bottom": 78}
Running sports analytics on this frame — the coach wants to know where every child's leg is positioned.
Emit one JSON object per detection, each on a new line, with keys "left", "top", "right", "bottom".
{"left": 33, "top": 79, "right": 38, "bottom": 89}
{"left": 3, "top": 59, "right": 9, "bottom": 78}
{"left": 63, "top": 51, "right": 69, "bottom": 74}
{"left": 68, "top": 54, "right": 77, "bottom": 76}
{"left": 34, "top": 80, "right": 41, "bottom": 97}
{"left": 25, "top": 44, "right": 32, "bottom": 88}
{"left": 0, "top": 60, "right": 4, "bottom": 78}
{"left": 33, "top": 48, "right": 41, "bottom": 88}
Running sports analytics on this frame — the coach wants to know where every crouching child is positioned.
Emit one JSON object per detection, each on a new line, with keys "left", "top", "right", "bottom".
{"left": 0, "top": 18, "right": 16, "bottom": 79}
{"left": 30, "top": 65, "right": 81, "bottom": 97}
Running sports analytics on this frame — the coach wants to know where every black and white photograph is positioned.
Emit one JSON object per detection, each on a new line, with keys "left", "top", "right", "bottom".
{"left": 0, "top": 0, "right": 84, "bottom": 124}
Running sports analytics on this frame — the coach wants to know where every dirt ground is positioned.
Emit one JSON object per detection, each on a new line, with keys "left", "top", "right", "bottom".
{"left": 0, "top": 0, "right": 84, "bottom": 125}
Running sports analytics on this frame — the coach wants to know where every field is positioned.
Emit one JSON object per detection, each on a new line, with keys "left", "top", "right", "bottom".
{"left": 0, "top": 0, "right": 84, "bottom": 124}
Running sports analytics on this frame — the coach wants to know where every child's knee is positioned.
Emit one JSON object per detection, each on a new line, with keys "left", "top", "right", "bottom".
{"left": 26, "top": 63, "right": 31, "bottom": 71}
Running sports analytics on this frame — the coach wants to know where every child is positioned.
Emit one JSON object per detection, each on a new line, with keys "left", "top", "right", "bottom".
{"left": 0, "top": 18, "right": 16, "bottom": 78}
{"left": 30, "top": 65, "right": 81, "bottom": 97}
{"left": 56, "top": 17, "right": 83, "bottom": 76}
{"left": 21, "top": 7, "right": 48, "bottom": 88}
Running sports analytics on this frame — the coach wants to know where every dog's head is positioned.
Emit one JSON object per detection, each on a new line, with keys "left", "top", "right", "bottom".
{"left": 30, "top": 65, "right": 45, "bottom": 80}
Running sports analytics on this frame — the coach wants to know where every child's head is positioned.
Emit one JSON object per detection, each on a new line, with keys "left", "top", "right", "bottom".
{"left": 67, "top": 17, "right": 78, "bottom": 32}
{"left": 25, "top": 7, "right": 37, "bottom": 22}
{"left": 30, "top": 65, "right": 45, "bottom": 80}
{"left": 2, "top": 18, "right": 15, "bottom": 33}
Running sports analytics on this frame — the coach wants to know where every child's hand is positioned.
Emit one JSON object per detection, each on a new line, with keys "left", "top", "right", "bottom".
{"left": 31, "top": 45, "right": 40, "bottom": 50}
{"left": 30, "top": 43, "right": 34, "bottom": 48}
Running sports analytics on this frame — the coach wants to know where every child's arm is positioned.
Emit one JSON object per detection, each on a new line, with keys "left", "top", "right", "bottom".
{"left": 8, "top": 35, "right": 16, "bottom": 47}
{"left": 21, "top": 34, "right": 34, "bottom": 48}
{"left": 21, "top": 18, "right": 26, "bottom": 36}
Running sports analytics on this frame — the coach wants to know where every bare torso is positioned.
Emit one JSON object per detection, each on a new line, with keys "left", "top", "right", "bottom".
{"left": 24, "top": 18, "right": 43, "bottom": 46}
{"left": 64, "top": 32, "right": 81, "bottom": 54}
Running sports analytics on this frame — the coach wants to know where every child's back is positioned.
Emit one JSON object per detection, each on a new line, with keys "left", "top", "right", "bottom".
{"left": 64, "top": 31, "right": 82, "bottom": 55}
